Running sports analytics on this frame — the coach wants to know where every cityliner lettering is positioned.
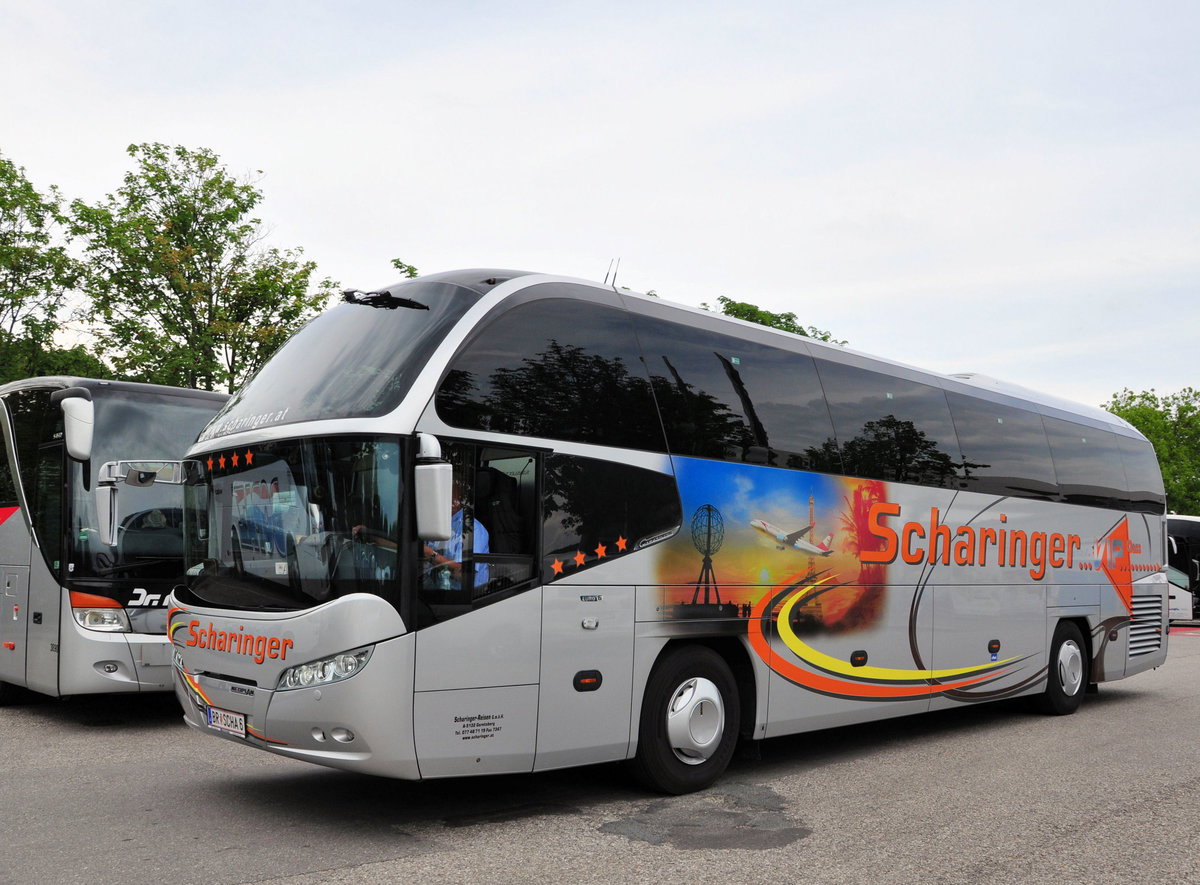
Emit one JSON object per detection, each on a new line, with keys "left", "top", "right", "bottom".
{"left": 860, "top": 503, "right": 1082, "bottom": 580}
{"left": 185, "top": 619, "right": 294, "bottom": 664}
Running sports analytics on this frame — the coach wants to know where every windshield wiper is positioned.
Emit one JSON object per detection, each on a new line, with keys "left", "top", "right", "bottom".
{"left": 93, "top": 557, "right": 178, "bottom": 576}
{"left": 342, "top": 288, "right": 429, "bottom": 310}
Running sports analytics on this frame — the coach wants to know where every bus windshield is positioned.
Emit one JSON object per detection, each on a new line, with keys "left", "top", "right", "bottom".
{"left": 200, "top": 279, "right": 486, "bottom": 442}
{"left": 69, "top": 391, "right": 228, "bottom": 590}
{"left": 182, "top": 436, "right": 405, "bottom": 611}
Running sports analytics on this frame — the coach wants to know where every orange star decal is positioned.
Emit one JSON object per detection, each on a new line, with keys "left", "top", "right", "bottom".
{"left": 231, "top": 452, "right": 239, "bottom": 467}
{"left": 207, "top": 457, "right": 214, "bottom": 471}
{"left": 218, "top": 454, "right": 226, "bottom": 469}
{"left": 616, "top": 536, "right": 628, "bottom": 551}
{"left": 573, "top": 550, "right": 586, "bottom": 567}
{"left": 594, "top": 543, "right": 607, "bottom": 558}
{"left": 552, "top": 559, "right": 564, "bottom": 575}
{"left": 245, "top": 450, "right": 253, "bottom": 465}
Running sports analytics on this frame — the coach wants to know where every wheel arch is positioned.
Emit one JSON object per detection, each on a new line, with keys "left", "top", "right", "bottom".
{"left": 631, "top": 635, "right": 759, "bottom": 754}
{"left": 1057, "top": 615, "right": 1095, "bottom": 677}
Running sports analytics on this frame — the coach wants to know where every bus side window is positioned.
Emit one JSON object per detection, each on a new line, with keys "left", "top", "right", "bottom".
{"left": 816, "top": 359, "right": 963, "bottom": 488}
{"left": 0, "top": 420, "right": 18, "bottom": 508}
{"left": 541, "top": 452, "right": 682, "bottom": 582}
{"left": 1043, "top": 417, "right": 1127, "bottom": 510}
{"left": 417, "top": 442, "right": 539, "bottom": 625}
{"left": 434, "top": 292, "right": 667, "bottom": 453}
{"left": 1117, "top": 434, "right": 1166, "bottom": 514}
{"left": 633, "top": 316, "right": 840, "bottom": 473}
{"left": 945, "top": 391, "right": 1058, "bottom": 500}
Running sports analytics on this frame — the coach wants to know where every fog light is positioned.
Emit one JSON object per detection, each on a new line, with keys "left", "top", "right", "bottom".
{"left": 331, "top": 728, "right": 355, "bottom": 743}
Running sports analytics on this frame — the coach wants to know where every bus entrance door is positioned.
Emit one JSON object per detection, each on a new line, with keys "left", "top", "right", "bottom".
{"left": 0, "top": 567, "right": 29, "bottom": 687}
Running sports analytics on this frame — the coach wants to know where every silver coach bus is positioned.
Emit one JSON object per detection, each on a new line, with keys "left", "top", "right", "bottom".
{"left": 0, "top": 377, "right": 227, "bottom": 703}
{"left": 169, "top": 271, "right": 1168, "bottom": 793}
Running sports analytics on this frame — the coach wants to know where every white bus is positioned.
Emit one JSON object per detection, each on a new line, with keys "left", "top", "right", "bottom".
{"left": 0, "top": 377, "right": 227, "bottom": 704}
{"left": 169, "top": 271, "right": 1168, "bottom": 793}
{"left": 1167, "top": 515, "right": 1200, "bottom": 620}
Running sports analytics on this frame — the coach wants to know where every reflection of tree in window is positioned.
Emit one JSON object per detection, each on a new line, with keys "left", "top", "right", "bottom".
{"left": 649, "top": 355, "right": 755, "bottom": 461}
{"left": 839, "top": 415, "right": 959, "bottom": 486}
{"left": 793, "top": 438, "right": 843, "bottom": 474}
{"left": 542, "top": 453, "right": 680, "bottom": 569}
{"left": 449, "top": 340, "right": 663, "bottom": 450}
{"left": 436, "top": 369, "right": 487, "bottom": 430}
{"left": 639, "top": 323, "right": 842, "bottom": 471}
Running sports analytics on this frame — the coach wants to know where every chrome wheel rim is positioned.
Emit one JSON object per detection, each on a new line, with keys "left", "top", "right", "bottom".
{"left": 1056, "top": 639, "right": 1084, "bottom": 696}
{"left": 665, "top": 677, "right": 725, "bottom": 765}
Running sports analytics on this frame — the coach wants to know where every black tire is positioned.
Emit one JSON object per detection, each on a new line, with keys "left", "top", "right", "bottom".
{"left": 631, "top": 645, "right": 740, "bottom": 794}
{"left": 1034, "top": 621, "right": 1088, "bottom": 715}
{"left": 0, "top": 680, "right": 20, "bottom": 707}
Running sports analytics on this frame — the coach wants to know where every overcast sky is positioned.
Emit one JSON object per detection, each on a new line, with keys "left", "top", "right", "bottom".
{"left": 3, "top": 1, "right": 1197, "bottom": 408}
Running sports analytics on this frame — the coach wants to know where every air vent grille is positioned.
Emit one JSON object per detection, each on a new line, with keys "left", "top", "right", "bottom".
{"left": 1129, "top": 595, "right": 1164, "bottom": 657}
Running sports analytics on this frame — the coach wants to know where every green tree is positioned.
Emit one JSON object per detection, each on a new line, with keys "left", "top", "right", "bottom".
{"left": 0, "top": 153, "right": 91, "bottom": 383}
{"left": 70, "top": 143, "right": 336, "bottom": 392}
{"left": 702, "top": 295, "right": 845, "bottom": 344}
{"left": 390, "top": 258, "right": 419, "bottom": 279}
{"left": 1106, "top": 388, "right": 1200, "bottom": 513}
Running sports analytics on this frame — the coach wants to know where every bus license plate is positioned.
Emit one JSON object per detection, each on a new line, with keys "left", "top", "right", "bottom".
{"left": 207, "top": 705, "right": 246, "bottom": 738}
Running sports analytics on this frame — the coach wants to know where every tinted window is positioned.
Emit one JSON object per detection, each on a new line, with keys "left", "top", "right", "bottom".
{"left": 437, "top": 298, "right": 665, "bottom": 451}
{"left": 1117, "top": 434, "right": 1166, "bottom": 514}
{"left": 634, "top": 317, "right": 840, "bottom": 472}
{"left": 3, "top": 388, "right": 58, "bottom": 500}
{"left": 3, "top": 388, "right": 63, "bottom": 570}
{"left": 0, "top": 419, "right": 17, "bottom": 508}
{"left": 418, "top": 441, "right": 539, "bottom": 626}
{"left": 946, "top": 392, "right": 1058, "bottom": 499}
{"left": 202, "top": 280, "right": 483, "bottom": 440}
{"left": 816, "top": 361, "right": 961, "bottom": 487}
{"left": 543, "top": 454, "right": 681, "bottom": 582}
{"left": 1042, "top": 417, "right": 1126, "bottom": 509}
{"left": 34, "top": 444, "right": 63, "bottom": 575}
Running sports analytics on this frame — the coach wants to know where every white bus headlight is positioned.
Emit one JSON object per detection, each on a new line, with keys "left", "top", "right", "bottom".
{"left": 69, "top": 591, "right": 131, "bottom": 633}
{"left": 277, "top": 646, "right": 373, "bottom": 691}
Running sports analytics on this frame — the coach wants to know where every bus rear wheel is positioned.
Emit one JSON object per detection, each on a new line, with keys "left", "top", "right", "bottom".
{"left": 1034, "top": 621, "right": 1088, "bottom": 715}
{"left": 631, "top": 645, "right": 740, "bottom": 794}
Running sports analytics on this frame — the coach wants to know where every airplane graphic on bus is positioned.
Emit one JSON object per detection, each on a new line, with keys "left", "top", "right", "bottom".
{"left": 750, "top": 518, "right": 835, "bottom": 557}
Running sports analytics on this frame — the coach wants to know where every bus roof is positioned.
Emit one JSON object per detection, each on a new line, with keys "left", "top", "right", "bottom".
{"left": 0, "top": 376, "right": 229, "bottom": 404}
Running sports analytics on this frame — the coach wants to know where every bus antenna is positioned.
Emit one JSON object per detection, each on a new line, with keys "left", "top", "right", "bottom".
{"left": 604, "top": 257, "right": 621, "bottom": 289}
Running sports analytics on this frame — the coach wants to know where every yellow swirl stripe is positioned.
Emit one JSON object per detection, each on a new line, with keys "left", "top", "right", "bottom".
{"left": 775, "top": 578, "right": 1017, "bottom": 683}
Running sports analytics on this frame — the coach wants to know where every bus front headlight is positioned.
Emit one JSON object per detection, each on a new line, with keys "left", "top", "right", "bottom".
{"left": 277, "top": 646, "right": 373, "bottom": 691}
{"left": 69, "top": 591, "right": 131, "bottom": 633}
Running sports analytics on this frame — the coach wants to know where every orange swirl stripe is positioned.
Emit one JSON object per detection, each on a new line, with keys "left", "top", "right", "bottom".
{"left": 748, "top": 573, "right": 1012, "bottom": 699}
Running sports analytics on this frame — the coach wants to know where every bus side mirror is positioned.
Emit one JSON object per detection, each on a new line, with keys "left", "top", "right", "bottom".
{"left": 51, "top": 387, "right": 94, "bottom": 462}
{"left": 414, "top": 433, "right": 452, "bottom": 541}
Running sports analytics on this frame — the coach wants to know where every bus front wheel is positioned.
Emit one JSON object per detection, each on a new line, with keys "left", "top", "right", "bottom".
{"left": 631, "top": 645, "right": 740, "bottom": 794}
{"left": 1034, "top": 621, "right": 1088, "bottom": 715}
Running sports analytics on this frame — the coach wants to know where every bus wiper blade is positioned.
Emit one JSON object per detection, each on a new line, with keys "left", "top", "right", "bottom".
{"left": 94, "top": 557, "right": 177, "bottom": 576}
{"left": 342, "top": 289, "right": 429, "bottom": 311}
